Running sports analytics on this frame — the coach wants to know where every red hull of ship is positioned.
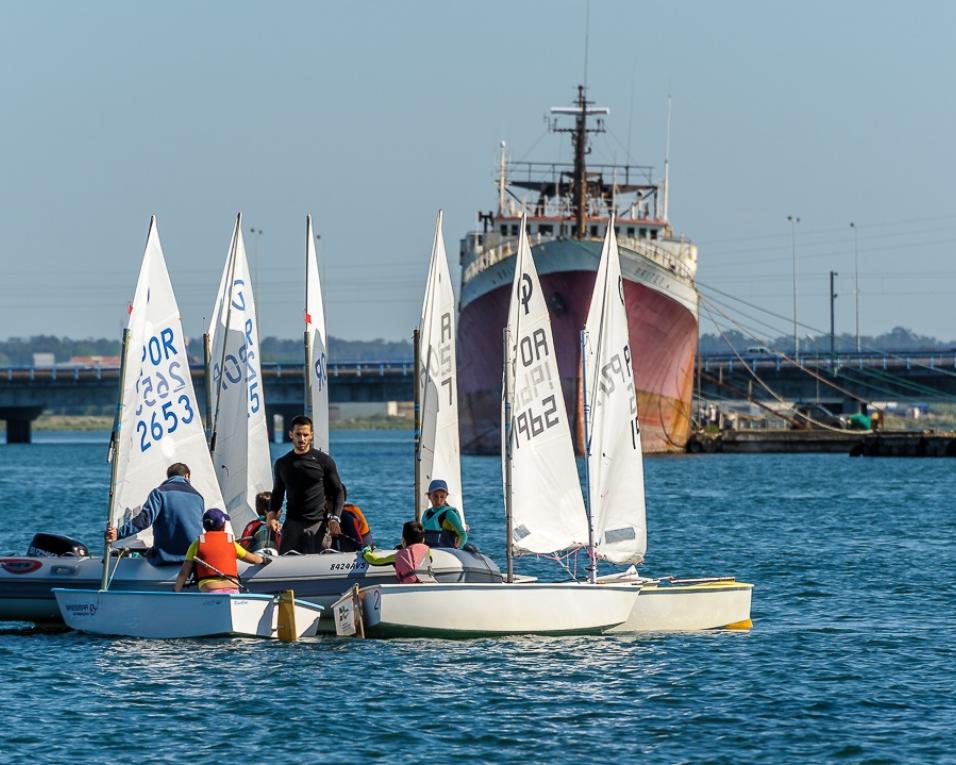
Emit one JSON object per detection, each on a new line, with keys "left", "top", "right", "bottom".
{"left": 458, "top": 270, "right": 697, "bottom": 454}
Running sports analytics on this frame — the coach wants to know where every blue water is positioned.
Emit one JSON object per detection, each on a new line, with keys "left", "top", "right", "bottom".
{"left": 1, "top": 431, "right": 954, "bottom": 764}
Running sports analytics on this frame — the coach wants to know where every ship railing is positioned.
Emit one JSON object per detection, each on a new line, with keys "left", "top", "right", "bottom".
{"left": 463, "top": 231, "right": 696, "bottom": 284}
{"left": 617, "top": 235, "right": 696, "bottom": 283}
{"left": 462, "top": 233, "right": 547, "bottom": 283}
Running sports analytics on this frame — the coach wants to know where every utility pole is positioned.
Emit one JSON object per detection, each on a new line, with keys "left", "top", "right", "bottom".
{"left": 830, "top": 270, "right": 839, "bottom": 366}
{"left": 850, "top": 222, "right": 860, "bottom": 352}
{"left": 788, "top": 215, "right": 801, "bottom": 356}
{"left": 249, "top": 227, "right": 263, "bottom": 298}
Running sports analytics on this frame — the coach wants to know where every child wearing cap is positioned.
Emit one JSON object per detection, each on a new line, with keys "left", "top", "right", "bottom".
{"left": 173, "top": 508, "right": 270, "bottom": 594}
{"left": 421, "top": 479, "right": 467, "bottom": 549}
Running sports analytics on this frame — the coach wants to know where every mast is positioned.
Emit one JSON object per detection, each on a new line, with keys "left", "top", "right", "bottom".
{"left": 101, "top": 327, "right": 131, "bottom": 591}
{"left": 549, "top": 86, "right": 607, "bottom": 239}
{"left": 413, "top": 328, "right": 422, "bottom": 521}
{"left": 202, "top": 330, "right": 213, "bottom": 445}
{"left": 502, "top": 326, "right": 514, "bottom": 584}
{"left": 580, "top": 329, "right": 597, "bottom": 584}
{"left": 304, "top": 217, "right": 312, "bottom": 420}
{"left": 497, "top": 141, "right": 507, "bottom": 214}
{"left": 661, "top": 93, "right": 672, "bottom": 222}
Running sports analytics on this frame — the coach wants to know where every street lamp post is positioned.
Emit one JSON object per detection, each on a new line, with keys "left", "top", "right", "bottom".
{"left": 249, "top": 227, "right": 263, "bottom": 297}
{"left": 829, "top": 270, "right": 838, "bottom": 366}
{"left": 788, "top": 215, "right": 801, "bottom": 356}
{"left": 850, "top": 222, "right": 860, "bottom": 352}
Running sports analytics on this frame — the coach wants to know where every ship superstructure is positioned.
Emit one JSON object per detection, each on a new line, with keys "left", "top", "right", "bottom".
{"left": 458, "top": 86, "right": 699, "bottom": 454}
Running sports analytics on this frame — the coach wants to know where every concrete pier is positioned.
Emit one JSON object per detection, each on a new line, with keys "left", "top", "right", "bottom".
{"left": 0, "top": 406, "right": 44, "bottom": 444}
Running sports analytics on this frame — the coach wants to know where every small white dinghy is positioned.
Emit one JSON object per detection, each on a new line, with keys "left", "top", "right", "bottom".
{"left": 333, "top": 582, "right": 639, "bottom": 639}
{"left": 53, "top": 588, "right": 323, "bottom": 640}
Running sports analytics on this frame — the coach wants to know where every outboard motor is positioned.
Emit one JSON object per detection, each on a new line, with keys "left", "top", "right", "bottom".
{"left": 27, "top": 532, "right": 90, "bottom": 558}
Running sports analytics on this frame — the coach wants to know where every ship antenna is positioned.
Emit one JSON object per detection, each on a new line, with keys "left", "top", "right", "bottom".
{"left": 661, "top": 91, "right": 672, "bottom": 223}
{"left": 583, "top": 0, "right": 591, "bottom": 88}
{"left": 497, "top": 141, "right": 507, "bottom": 214}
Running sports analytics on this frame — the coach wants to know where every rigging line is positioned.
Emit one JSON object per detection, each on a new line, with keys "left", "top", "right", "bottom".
{"left": 698, "top": 293, "right": 793, "bottom": 342}
{"left": 700, "top": 212, "right": 956, "bottom": 247}
{"left": 697, "top": 279, "right": 818, "bottom": 332}
{"left": 834, "top": 367, "right": 941, "bottom": 403}
{"left": 701, "top": 300, "right": 871, "bottom": 422}
{"left": 514, "top": 127, "right": 552, "bottom": 164}
{"left": 843, "top": 364, "right": 956, "bottom": 402}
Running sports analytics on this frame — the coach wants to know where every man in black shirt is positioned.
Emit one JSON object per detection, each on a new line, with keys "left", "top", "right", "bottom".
{"left": 268, "top": 415, "right": 345, "bottom": 554}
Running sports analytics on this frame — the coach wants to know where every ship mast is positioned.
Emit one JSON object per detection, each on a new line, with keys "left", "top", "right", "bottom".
{"left": 550, "top": 85, "right": 608, "bottom": 239}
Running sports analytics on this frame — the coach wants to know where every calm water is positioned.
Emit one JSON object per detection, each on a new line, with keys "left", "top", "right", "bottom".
{"left": 1, "top": 431, "right": 954, "bottom": 764}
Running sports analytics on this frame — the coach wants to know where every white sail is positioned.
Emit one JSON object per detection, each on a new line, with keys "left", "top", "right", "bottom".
{"left": 305, "top": 214, "right": 330, "bottom": 453}
{"left": 111, "top": 217, "right": 225, "bottom": 545}
{"left": 584, "top": 221, "right": 646, "bottom": 564}
{"left": 503, "top": 217, "right": 588, "bottom": 554}
{"left": 416, "top": 211, "right": 463, "bottom": 519}
{"left": 207, "top": 214, "right": 271, "bottom": 528}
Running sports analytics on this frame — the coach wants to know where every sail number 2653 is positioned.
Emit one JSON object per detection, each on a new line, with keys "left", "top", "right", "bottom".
{"left": 136, "top": 396, "right": 195, "bottom": 452}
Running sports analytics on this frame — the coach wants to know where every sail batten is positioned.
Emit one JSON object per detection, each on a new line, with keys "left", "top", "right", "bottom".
{"left": 207, "top": 215, "right": 270, "bottom": 527}
{"left": 503, "top": 216, "right": 588, "bottom": 554}
{"left": 584, "top": 222, "right": 647, "bottom": 564}
{"left": 416, "top": 211, "right": 463, "bottom": 519}
{"left": 111, "top": 217, "right": 225, "bottom": 545}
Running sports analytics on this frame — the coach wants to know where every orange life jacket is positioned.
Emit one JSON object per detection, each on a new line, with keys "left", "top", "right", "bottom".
{"left": 343, "top": 503, "right": 370, "bottom": 539}
{"left": 194, "top": 531, "right": 239, "bottom": 582}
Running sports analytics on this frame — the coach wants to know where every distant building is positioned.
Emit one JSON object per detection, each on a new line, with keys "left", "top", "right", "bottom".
{"left": 32, "top": 352, "right": 55, "bottom": 367}
{"left": 68, "top": 355, "right": 121, "bottom": 366}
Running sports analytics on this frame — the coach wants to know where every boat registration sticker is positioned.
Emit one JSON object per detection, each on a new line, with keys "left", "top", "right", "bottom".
{"left": 0, "top": 559, "right": 42, "bottom": 575}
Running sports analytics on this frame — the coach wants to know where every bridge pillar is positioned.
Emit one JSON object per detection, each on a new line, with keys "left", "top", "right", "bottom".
{"left": 266, "top": 405, "right": 306, "bottom": 443}
{"left": 0, "top": 406, "right": 45, "bottom": 444}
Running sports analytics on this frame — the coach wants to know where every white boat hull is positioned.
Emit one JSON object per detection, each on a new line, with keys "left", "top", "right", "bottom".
{"left": 0, "top": 548, "right": 501, "bottom": 626}
{"left": 53, "top": 588, "right": 324, "bottom": 639}
{"left": 606, "top": 578, "right": 754, "bottom": 633}
{"left": 338, "top": 582, "right": 640, "bottom": 638}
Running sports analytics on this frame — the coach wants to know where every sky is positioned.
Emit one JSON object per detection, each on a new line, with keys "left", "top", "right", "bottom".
{"left": 1, "top": 0, "right": 954, "bottom": 345}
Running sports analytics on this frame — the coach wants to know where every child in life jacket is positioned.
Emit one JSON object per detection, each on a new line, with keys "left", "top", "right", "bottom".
{"left": 333, "top": 484, "right": 375, "bottom": 553}
{"left": 362, "top": 520, "right": 435, "bottom": 583}
{"left": 174, "top": 508, "right": 270, "bottom": 594}
{"left": 421, "top": 479, "right": 467, "bottom": 549}
{"left": 240, "top": 491, "right": 281, "bottom": 553}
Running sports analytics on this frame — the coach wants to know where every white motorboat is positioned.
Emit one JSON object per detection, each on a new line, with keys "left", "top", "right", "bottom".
{"left": 53, "top": 588, "right": 323, "bottom": 639}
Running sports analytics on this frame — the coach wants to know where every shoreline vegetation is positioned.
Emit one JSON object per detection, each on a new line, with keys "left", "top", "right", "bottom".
{"left": 0, "top": 414, "right": 415, "bottom": 433}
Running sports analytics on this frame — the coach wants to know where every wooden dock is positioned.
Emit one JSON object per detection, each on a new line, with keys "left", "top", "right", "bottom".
{"left": 686, "top": 430, "right": 956, "bottom": 456}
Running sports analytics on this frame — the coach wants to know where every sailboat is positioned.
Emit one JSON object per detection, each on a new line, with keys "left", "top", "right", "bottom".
{"left": 206, "top": 214, "right": 271, "bottom": 529}
{"left": 334, "top": 214, "right": 639, "bottom": 638}
{"left": 46, "top": 218, "right": 327, "bottom": 639}
{"left": 583, "top": 222, "right": 753, "bottom": 631}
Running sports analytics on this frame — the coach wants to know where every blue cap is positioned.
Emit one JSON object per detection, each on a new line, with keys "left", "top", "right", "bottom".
{"left": 202, "top": 508, "right": 231, "bottom": 531}
{"left": 427, "top": 479, "right": 449, "bottom": 494}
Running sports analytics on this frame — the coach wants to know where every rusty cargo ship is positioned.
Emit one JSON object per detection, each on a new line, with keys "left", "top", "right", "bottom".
{"left": 458, "top": 86, "right": 699, "bottom": 454}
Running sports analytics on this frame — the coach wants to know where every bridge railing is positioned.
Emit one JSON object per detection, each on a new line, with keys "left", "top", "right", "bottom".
{"left": 0, "top": 360, "right": 416, "bottom": 382}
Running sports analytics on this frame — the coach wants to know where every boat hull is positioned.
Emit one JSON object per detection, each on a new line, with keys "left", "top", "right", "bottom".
{"left": 345, "top": 581, "right": 640, "bottom": 638}
{"left": 0, "top": 549, "right": 502, "bottom": 628}
{"left": 605, "top": 578, "right": 754, "bottom": 632}
{"left": 53, "top": 588, "right": 324, "bottom": 639}
{"left": 458, "top": 238, "right": 698, "bottom": 454}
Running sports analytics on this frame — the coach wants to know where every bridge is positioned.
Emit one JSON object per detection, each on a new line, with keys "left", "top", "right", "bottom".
{"left": 0, "top": 361, "right": 412, "bottom": 443}
{"left": 1, "top": 352, "right": 955, "bottom": 442}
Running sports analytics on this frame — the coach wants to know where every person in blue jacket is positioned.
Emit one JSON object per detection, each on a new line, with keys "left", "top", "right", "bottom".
{"left": 104, "top": 463, "right": 206, "bottom": 566}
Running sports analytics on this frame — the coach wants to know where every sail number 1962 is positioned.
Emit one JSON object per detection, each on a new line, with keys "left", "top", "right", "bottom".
{"left": 513, "top": 328, "right": 561, "bottom": 446}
